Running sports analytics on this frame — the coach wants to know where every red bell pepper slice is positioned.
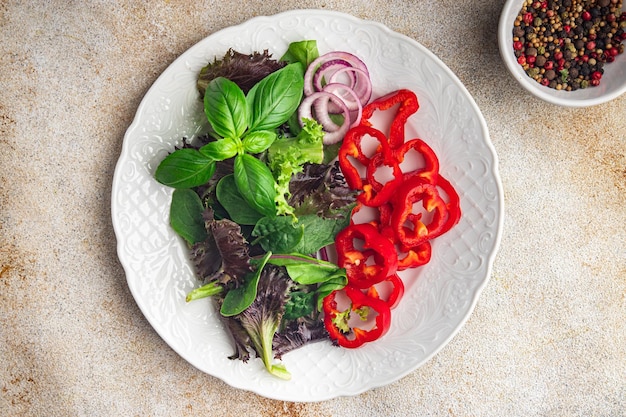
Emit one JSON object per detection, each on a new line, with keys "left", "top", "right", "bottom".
{"left": 393, "top": 138, "right": 440, "bottom": 184}
{"left": 360, "top": 89, "right": 419, "bottom": 149}
{"left": 434, "top": 174, "right": 462, "bottom": 235}
{"left": 335, "top": 223, "right": 398, "bottom": 289}
{"left": 338, "top": 125, "right": 391, "bottom": 190}
{"left": 358, "top": 150, "right": 404, "bottom": 207}
{"left": 366, "top": 273, "right": 405, "bottom": 309}
{"left": 390, "top": 177, "right": 449, "bottom": 248}
{"left": 397, "top": 241, "right": 432, "bottom": 271}
{"left": 323, "top": 284, "right": 392, "bottom": 348}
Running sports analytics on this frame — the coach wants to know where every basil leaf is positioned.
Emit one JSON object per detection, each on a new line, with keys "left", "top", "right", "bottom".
{"left": 251, "top": 216, "right": 304, "bottom": 253}
{"left": 220, "top": 251, "right": 272, "bottom": 317}
{"left": 199, "top": 137, "right": 241, "bottom": 161}
{"left": 204, "top": 77, "right": 248, "bottom": 139}
{"left": 280, "top": 40, "right": 319, "bottom": 69}
{"left": 234, "top": 153, "right": 277, "bottom": 218}
{"left": 169, "top": 188, "right": 208, "bottom": 245}
{"left": 216, "top": 174, "right": 264, "bottom": 225}
{"left": 155, "top": 148, "right": 216, "bottom": 188}
{"left": 242, "top": 130, "right": 276, "bottom": 154}
{"left": 246, "top": 63, "right": 304, "bottom": 133}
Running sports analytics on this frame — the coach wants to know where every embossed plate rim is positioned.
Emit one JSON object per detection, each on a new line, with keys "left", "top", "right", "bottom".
{"left": 111, "top": 9, "right": 504, "bottom": 402}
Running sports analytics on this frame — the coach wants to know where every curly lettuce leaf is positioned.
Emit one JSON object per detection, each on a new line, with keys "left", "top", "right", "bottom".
{"left": 267, "top": 118, "right": 325, "bottom": 217}
{"left": 236, "top": 264, "right": 293, "bottom": 380}
{"left": 197, "top": 48, "right": 286, "bottom": 96}
{"left": 190, "top": 208, "right": 252, "bottom": 286}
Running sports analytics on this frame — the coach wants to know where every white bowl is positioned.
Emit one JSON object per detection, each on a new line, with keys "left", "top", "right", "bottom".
{"left": 498, "top": 0, "right": 626, "bottom": 107}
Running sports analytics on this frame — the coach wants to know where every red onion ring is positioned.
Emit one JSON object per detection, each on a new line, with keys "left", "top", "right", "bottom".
{"left": 298, "top": 91, "right": 351, "bottom": 145}
{"left": 321, "top": 83, "right": 363, "bottom": 127}
{"left": 300, "top": 51, "right": 372, "bottom": 144}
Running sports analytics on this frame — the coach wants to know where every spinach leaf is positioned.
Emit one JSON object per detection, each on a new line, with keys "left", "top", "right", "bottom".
{"left": 242, "top": 130, "right": 276, "bottom": 154}
{"left": 155, "top": 148, "right": 216, "bottom": 189}
{"left": 246, "top": 63, "right": 304, "bottom": 133}
{"left": 199, "top": 137, "right": 241, "bottom": 161}
{"left": 290, "top": 213, "right": 351, "bottom": 255}
{"left": 251, "top": 216, "right": 304, "bottom": 253}
{"left": 220, "top": 251, "right": 272, "bottom": 317}
{"left": 216, "top": 174, "right": 264, "bottom": 225}
{"left": 204, "top": 77, "right": 248, "bottom": 139}
{"left": 169, "top": 188, "right": 208, "bottom": 245}
{"left": 234, "top": 153, "right": 277, "bottom": 218}
{"left": 185, "top": 280, "right": 223, "bottom": 302}
{"left": 266, "top": 253, "right": 345, "bottom": 285}
{"left": 315, "top": 274, "right": 348, "bottom": 309}
{"left": 280, "top": 40, "right": 319, "bottom": 69}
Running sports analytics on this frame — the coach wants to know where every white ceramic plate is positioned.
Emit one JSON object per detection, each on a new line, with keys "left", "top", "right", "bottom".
{"left": 111, "top": 9, "right": 503, "bottom": 402}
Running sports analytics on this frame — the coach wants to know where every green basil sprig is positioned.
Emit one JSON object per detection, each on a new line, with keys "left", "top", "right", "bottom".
{"left": 154, "top": 63, "right": 304, "bottom": 224}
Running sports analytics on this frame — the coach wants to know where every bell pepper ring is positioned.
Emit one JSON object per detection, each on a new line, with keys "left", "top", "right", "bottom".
{"left": 358, "top": 150, "right": 404, "bottom": 207}
{"left": 338, "top": 125, "right": 391, "bottom": 190}
{"left": 393, "top": 138, "right": 440, "bottom": 184}
{"left": 434, "top": 174, "right": 462, "bottom": 235}
{"left": 335, "top": 223, "right": 398, "bottom": 289}
{"left": 390, "top": 177, "right": 449, "bottom": 248}
{"left": 397, "top": 241, "right": 432, "bottom": 271}
{"left": 366, "top": 273, "right": 405, "bottom": 309}
{"left": 323, "top": 284, "right": 392, "bottom": 348}
{"left": 360, "top": 89, "right": 419, "bottom": 149}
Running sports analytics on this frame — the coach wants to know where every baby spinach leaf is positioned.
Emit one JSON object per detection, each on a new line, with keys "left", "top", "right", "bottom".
{"left": 199, "top": 137, "right": 241, "bottom": 161}
{"left": 290, "top": 213, "right": 351, "bottom": 255}
{"left": 280, "top": 40, "right": 319, "bottom": 69}
{"left": 242, "top": 130, "right": 276, "bottom": 154}
{"left": 220, "top": 251, "right": 272, "bottom": 317}
{"left": 169, "top": 188, "right": 208, "bottom": 245}
{"left": 315, "top": 274, "right": 348, "bottom": 309}
{"left": 266, "top": 253, "right": 345, "bottom": 285}
{"left": 246, "top": 63, "right": 304, "bottom": 133}
{"left": 234, "top": 153, "right": 277, "bottom": 218}
{"left": 155, "top": 148, "right": 216, "bottom": 189}
{"left": 251, "top": 216, "right": 304, "bottom": 253}
{"left": 204, "top": 77, "right": 248, "bottom": 139}
{"left": 185, "top": 280, "right": 223, "bottom": 302}
{"left": 216, "top": 174, "right": 263, "bottom": 225}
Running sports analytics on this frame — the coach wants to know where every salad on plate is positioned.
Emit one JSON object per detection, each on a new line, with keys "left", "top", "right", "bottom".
{"left": 152, "top": 39, "right": 461, "bottom": 380}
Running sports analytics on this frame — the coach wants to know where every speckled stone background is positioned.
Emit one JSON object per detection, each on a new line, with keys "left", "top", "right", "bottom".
{"left": 1, "top": 1, "right": 624, "bottom": 416}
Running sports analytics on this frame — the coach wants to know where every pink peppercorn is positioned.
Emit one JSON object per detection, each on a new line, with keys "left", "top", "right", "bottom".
{"left": 523, "top": 12, "right": 534, "bottom": 24}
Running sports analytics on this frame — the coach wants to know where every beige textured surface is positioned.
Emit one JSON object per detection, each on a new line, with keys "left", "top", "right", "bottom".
{"left": 1, "top": 1, "right": 624, "bottom": 416}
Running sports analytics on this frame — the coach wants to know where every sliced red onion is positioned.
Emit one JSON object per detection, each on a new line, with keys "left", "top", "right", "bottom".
{"left": 313, "top": 59, "right": 354, "bottom": 92}
{"left": 298, "top": 91, "right": 351, "bottom": 145}
{"left": 321, "top": 83, "right": 363, "bottom": 127}
{"left": 301, "top": 51, "right": 372, "bottom": 144}
{"left": 328, "top": 66, "right": 372, "bottom": 106}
